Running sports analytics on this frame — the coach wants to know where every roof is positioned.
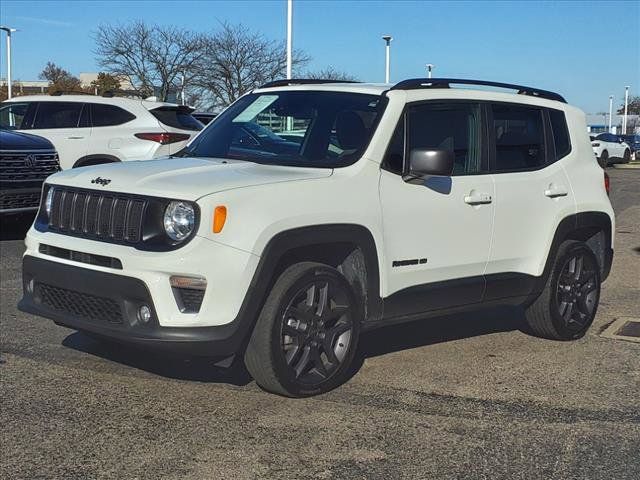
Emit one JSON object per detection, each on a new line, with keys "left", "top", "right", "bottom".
{"left": 255, "top": 82, "right": 391, "bottom": 96}
{"left": 1, "top": 94, "right": 180, "bottom": 109}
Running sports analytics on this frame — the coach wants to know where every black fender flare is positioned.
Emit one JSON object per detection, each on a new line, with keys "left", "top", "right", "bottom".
{"left": 73, "top": 154, "right": 121, "bottom": 168}
{"left": 532, "top": 211, "right": 613, "bottom": 297}
{"left": 230, "top": 224, "right": 383, "bottom": 348}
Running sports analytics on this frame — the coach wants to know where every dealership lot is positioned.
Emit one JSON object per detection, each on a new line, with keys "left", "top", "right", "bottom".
{"left": 1, "top": 169, "right": 638, "bottom": 479}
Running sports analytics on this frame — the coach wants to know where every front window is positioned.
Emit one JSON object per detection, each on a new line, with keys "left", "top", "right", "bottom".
{"left": 180, "top": 91, "right": 386, "bottom": 167}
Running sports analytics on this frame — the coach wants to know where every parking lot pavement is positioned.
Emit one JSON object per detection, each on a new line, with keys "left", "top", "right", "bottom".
{"left": 1, "top": 170, "right": 639, "bottom": 480}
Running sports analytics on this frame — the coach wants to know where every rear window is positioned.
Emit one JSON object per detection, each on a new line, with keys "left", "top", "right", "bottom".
{"left": 91, "top": 104, "right": 136, "bottom": 127}
{"left": 548, "top": 109, "right": 571, "bottom": 160}
{"left": 150, "top": 107, "right": 203, "bottom": 131}
{"left": 33, "top": 102, "right": 83, "bottom": 129}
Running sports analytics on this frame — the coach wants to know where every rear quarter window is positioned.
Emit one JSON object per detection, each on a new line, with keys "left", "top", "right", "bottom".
{"left": 91, "top": 104, "right": 136, "bottom": 127}
{"left": 149, "top": 107, "right": 203, "bottom": 131}
{"left": 548, "top": 109, "right": 571, "bottom": 160}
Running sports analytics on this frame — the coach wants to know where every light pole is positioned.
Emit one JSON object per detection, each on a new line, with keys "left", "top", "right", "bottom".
{"left": 382, "top": 35, "right": 392, "bottom": 83}
{"left": 608, "top": 95, "right": 613, "bottom": 133}
{"left": 286, "top": 0, "right": 293, "bottom": 80}
{"left": 623, "top": 85, "right": 630, "bottom": 134}
{"left": 0, "top": 26, "right": 17, "bottom": 99}
{"left": 426, "top": 63, "right": 434, "bottom": 79}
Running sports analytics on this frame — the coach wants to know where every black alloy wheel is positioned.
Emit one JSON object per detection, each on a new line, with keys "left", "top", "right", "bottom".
{"left": 280, "top": 279, "right": 354, "bottom": 386}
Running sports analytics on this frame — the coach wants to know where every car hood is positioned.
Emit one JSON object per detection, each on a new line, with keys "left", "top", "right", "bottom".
{"left": 0, "top": 129, "right": 55, "bottom": 150}
{"left": 47, "top": 157, "right": 333, "bottom": 201}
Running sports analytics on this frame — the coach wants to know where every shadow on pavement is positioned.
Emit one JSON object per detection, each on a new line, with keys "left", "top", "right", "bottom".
{"left": 62, "top": 306, "right": 525, "bottom": 388}
{"left": 62, "top": 332, "right": 253, "bottom": 386}
{"left": 0, "top": 213, "right": 35, "bottom": 241}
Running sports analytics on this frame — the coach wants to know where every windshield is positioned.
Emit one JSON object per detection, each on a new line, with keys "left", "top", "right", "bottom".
{"left": 179, "top": 91, "right": 386, "bottom": 167}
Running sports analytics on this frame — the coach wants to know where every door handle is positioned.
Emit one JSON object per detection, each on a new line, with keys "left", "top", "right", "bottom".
{"left": 464, "top": 192, "right": 493, "bottom": 205}
{"left": 544, "top": 184, "right": 568, "bottom": 198}
{"left": 67, "top": 136, "right": 84, "bottom": 140}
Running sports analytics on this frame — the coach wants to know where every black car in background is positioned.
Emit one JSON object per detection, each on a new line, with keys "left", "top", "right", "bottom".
{"left": 192, "top": 112, "right": 218, "bottom": 125}
{"left": 1, "top": 129, "right": 60, "bottom": 215}
{"left": 620, "top": 134, "right": 640, "bottom": 157}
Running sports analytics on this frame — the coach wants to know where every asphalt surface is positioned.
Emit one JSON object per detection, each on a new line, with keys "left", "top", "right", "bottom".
{"left": 1, "top": 169, "right": 639, "bottom": 480}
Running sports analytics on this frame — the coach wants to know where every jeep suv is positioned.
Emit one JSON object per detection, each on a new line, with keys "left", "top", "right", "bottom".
{"left": 18, "top": 78, "right": 615, "bottom": 397}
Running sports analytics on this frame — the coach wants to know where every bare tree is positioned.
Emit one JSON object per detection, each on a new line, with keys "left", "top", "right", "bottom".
{"left": 192, "top": 22, "right": 310, "bottom": 108}
{"left": 306, "top": 66, "right": 358, "bottom": 82}
{"left": 39, "top": 62, "right": 83, "bottom": 93}
{"left": 94, "top": 21, "right": 206, "bottom": 101}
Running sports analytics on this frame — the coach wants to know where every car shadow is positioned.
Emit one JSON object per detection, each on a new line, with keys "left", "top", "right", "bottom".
{"left": 61, "top": 305, "right": 526, "bottom": 389}
{"left": 0, "top": 213, "right": 35, "bottom": 241}
{"left": 61, "top": 332, "right": 253, "bottom": 386}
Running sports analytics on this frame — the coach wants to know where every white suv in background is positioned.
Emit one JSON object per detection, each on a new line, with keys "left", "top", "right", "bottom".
{"left": 19, "top": 79, "right": 614, "bottom": 397}
{"left": 0, "top": 95, "right": 203, "bottom": 170}
{"left": 590, "top": 132, "right": 631, "bottom": 166}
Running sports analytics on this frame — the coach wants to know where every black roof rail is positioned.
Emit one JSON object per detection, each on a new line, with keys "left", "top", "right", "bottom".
{"left": 390, "top": 78, "right": 566, "bottom": 103}
{"left": 49, "top": 90, "right": 93, "bottom": 96}
{"left": 259, "top": 78, "right": 361, "bottom": 89}
{"left": 101, "top": 89, "right": 145, "bottom": 98}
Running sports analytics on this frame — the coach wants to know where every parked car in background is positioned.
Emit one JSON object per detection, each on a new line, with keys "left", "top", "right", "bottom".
{"left": 0, "top": 95, "right": 203, "bottom": 170}
{"left": 620, "top": 134, "right": 640, "bottom": 159}
{"left": 1, "top": 129, "right": 60, "bottom": 215}
{"left": 192, "top": 112, "right": 217, "bottom": 125}
{"left": 590, "top": 132, "right": 631, "bottom": 166}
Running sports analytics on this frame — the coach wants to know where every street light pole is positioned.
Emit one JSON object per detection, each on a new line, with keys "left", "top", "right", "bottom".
{"left": 0, "top": 26, "right": 17, "bottom": 99}
{"left": 426, "top": 63, "right": 434, "bottom": 79}
{"left": 608, "top": 95, "right": 613, "bottom": 133}
{"left": 623, "top": 86, "right": 629, "bottom": 134}
{"left": 286, "top": 0, "right": 293, "bottom": 80}
{"left": 382, "top": 35, "right": 392, "bottom": 83}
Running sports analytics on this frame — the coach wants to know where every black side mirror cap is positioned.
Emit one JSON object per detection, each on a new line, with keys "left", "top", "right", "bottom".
{"left": 404, "top": 148, "right": 455, "bottom": 181}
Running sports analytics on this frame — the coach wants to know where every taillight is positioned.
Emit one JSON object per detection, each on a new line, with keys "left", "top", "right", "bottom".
{"left": 604, "top": 171, "right": 610, "bottom": 196}
{"left": 135, "top": 132, "right": 190, "bottom": 144}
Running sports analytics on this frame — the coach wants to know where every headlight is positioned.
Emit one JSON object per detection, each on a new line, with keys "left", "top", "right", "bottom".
{"left": 163, "top": 201, "right": 195, "bottom": 241}
{"left": 45, "top": 187, "right": 54, "bottom": 217}
{"left": 592, "top": 143, "right": 600, "bottom": 147}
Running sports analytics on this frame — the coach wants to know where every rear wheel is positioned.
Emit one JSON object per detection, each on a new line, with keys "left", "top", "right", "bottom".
{"left": 244, "top": 262, "right": 360, "bottom": 397}
{"left": 525, "top": 241, "right": 601, "bottom": 340}
{"left": 599, "top": 150, "right": 609, "bottom": 168}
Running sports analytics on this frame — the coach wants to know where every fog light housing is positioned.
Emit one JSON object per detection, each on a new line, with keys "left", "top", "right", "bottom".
{"left": 170, "top": 275, "right": 206, "bottom": 313}
{"left": 137, "top": 305, "right": 152, "bottom": 324}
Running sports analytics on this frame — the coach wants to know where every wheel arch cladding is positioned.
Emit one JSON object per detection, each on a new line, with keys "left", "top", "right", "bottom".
{"left": 252, "top": 224, "right": 383, "bottom": 325}
{"left": 73, "top": 154, "right": 121, "bottom": 168}
{"left": 541, "top": 212, "right": 613, "bottom": 291}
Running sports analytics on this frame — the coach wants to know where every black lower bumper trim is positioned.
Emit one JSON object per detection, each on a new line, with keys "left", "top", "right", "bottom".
{"left": 18, "top": 255, "right": 248, "bottom": 356}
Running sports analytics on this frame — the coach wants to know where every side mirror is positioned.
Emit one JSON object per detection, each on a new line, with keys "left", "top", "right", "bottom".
{"left": 405, "top": 148, "right": 455, "bottom": 179}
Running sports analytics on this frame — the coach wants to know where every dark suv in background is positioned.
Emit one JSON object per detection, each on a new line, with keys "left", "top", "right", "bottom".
{"left": 0, "top": 129, "right": 60, "bottom": 216}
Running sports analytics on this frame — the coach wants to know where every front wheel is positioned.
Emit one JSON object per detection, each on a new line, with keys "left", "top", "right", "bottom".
{"left": 525, "top": 241, "right": 601, "bottom": 340}
{"left": 623, "top": 149, "right": 631, "bottom": 163}
{"left": 598, "top": 150, "right": 609, "bottom": 168}
{"left": 244, "top": 262, "right": 361, "bottom": 397}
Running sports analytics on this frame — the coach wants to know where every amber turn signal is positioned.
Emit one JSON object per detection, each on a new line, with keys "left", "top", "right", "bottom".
{"left": 213, "top": 206, "right": 227, "bottom": 233}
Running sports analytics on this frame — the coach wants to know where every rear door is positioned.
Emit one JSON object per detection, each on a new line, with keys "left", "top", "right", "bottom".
{"left": 485, "top": 103, "right": 575, "bottom": 300}
{"left": 29, "top": 102, "right": 91, "bottom": 169}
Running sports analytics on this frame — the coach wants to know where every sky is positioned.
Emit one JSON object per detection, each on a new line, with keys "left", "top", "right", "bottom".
{"left": 0, "top": 0, "right": 638, "bottom": 113}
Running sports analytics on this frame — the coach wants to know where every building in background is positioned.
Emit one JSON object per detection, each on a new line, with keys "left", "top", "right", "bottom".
{"left": 586, "top": 114, "right": 639, "bottom": 134}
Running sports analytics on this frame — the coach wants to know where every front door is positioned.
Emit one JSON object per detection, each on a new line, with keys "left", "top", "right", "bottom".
{"left": 378, "top": 101, "right": 495, "bottom": 318}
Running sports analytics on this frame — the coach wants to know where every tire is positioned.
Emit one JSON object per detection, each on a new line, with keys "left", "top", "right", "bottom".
{"left": 244, "top": 262, "right": 361, "bottom": 397}
{"left": 623, "top": 149, "right": 631, "bottom": 164}
{"left": 598, "top": 150, "right": 609, "bottom": 168}
{"left": 525, "top": 240, "right": 601, "bottom": 340}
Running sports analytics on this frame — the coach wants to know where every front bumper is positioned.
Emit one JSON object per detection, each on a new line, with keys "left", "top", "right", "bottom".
{"left": 19, "top": 255, "right": 249, "bottom": 356}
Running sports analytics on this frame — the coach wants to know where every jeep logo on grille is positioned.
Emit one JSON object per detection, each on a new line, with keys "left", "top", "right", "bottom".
{"left": 24, "top": 154, "right": 37, "bottom": 168}
{"left": 91, "top": 177, "right": 111, "bottom": 186}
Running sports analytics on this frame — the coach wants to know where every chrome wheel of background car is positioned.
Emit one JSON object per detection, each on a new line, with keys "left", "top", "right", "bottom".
{"left": 280, "top": 279, "right": 353, "bottom": 386}
{"left": 555, "top": 252, "right": 600, "bottom": 333}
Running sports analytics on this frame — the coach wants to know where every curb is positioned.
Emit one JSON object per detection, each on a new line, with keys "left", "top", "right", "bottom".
{"left": 612, "top": 163, "right": 640, "bottom": 169}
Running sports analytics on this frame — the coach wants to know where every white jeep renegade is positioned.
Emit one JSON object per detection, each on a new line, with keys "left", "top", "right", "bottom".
{"left": 19, "top": 78, "right": 615, "bottom": 397}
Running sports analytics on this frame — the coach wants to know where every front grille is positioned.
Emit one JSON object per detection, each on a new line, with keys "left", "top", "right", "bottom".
{"left": 48, "top": 187, "right": 147, "bottom": 244}
{"left": 39, "top": 244, "right": 123, "bottom": 269}
{"left": 37, "top": 282, "right": 123, "bottom": 324}
{"left": 0, "top": 190, "right": 41, "bottom": 210}
{"left": 0, "top": 150, "right": 60, "bottom": 182}
{"left": 173, "top": 287, "right": 205, "bottom": 313}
